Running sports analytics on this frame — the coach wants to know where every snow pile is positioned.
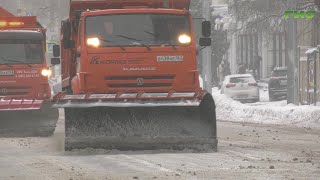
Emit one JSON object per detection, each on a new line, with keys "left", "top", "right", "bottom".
{"left": 212, "top": 89, "right": 320, "bottom": 129}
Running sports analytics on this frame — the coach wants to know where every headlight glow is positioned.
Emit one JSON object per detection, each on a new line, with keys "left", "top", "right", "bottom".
{"left": 178, "top": 34, "right": 191, "bottom": 44}
{"left": 8, "top": 22, "right": 24, "bottom": 26}
{"left": 41, "top": 69, "right": 51, "bottom": 77}
{"left": 87, "top": 37, "right": 100, "bottom": 47}
{"left": 0, "top": 21, "right": 7, "bottom": 27}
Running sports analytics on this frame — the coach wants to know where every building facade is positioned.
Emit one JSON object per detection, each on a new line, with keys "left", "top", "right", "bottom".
{"left": 227, "top": 0, "right": 287, "bottom": 79}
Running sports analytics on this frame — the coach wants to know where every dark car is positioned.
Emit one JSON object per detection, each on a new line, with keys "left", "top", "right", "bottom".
{"left": 268, "top": 67, "right": 287, "bottom": 101}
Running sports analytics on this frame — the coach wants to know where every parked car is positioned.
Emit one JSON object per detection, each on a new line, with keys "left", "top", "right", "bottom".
{"left": 221, "top": 74, "right": 260, "bottom": 103}
{"left": 268, "top": 67, "right": 287, "bottom": 101}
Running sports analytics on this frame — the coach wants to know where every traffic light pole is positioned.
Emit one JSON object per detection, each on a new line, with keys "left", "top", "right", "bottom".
{"left": 202, "top": 0, "right": 213, "bottom": 92}
{"left": 286, "top": 0, "right": 299, "bottom": 105}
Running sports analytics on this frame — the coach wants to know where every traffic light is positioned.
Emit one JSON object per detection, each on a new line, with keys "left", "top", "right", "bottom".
{"left": 202, "top": 21, "right": 211, "bottom": 37}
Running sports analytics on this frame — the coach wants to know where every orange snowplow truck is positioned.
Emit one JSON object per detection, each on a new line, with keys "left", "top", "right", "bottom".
{"left": 52, "top": 0, "right": 217, "bottom": 151}
{"left": 0, "top": 7, "right": 58, "bottom": 137}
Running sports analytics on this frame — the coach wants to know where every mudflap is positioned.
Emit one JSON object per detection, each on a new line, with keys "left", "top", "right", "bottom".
{"left": 0, "top": 103, "right": 59, "bottom": 137}
{"left": 64, "top": 94, "right": 217, "bottom": 151}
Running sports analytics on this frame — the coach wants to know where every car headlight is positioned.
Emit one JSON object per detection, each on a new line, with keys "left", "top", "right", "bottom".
{"left": 87, "top": 37, "right": 100, "bottom": 47}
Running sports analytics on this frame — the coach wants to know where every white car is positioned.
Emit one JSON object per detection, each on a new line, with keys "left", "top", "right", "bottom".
{"left": 221, "top": 74, "right": 260, "bottom": 102}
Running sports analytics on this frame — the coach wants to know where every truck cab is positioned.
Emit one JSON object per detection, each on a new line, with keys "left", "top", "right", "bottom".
{"left": 54, "top": 0, "right": 211, "bottom": 95}
{"left": 0, "top": 9, "right": 59, "bottom": 137}
{"left": 0, "top": 16, "right": 52, "bottom": 104}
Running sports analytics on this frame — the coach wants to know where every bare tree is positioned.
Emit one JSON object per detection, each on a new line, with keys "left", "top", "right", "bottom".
{"left": 229, "top": 0, "right": 318, "bottom": 38}
{"left": 228, "top": 0, "right": 285, "bottom": 37}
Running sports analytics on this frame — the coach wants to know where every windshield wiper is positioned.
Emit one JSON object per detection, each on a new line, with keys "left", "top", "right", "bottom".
{"left": 162, "top": 43, "right": 178, "bottom": 50}
{"left": 99, "top": 38, "right": 126, "bottom": 51}
{"left": 0, "top": 60, "right": 13, "bottom": 68}
{"left": 116, "top": 35, "right": 151, "bottom": 51}
{"left": 9, "top": 60, "right": 32, "bottom": 68}
{"left": 143, "top": 32, "right": 177, "bottom": 50}
{"left": 0, "top": 57, "right": 13, "bottom": 67}
{"left": 144, "top": 31, "right": 159, "bottom": 38}
{"left": 0, "top": 58, "right": 32, "bottom": 67}
{"left": 155, "top": 41, "right": 178, "bottom": 50}
{"left": 0, "top": 63, "right": 13, "bottom": 67}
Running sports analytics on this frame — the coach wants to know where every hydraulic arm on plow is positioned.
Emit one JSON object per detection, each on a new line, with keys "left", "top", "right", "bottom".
{"left": 52, "top": 0, "right": 217, "bottom": 151}
{"left": 0, "top": 7, "right": 58, "bottom": 137}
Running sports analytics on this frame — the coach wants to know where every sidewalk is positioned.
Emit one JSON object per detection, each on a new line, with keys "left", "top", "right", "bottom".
{"left": 212, "top": 88, "right": 320, "bottom": 129}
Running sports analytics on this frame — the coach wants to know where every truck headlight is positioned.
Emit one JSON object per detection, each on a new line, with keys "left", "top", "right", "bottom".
{"left": 87, "top": 37, "right": 100, "bottom": 47}
{"left": 41, "top": 69, "right": 51, "bottom": 77}
{"left": 178, "top": 34, "right": 191, "bottom": 44}
{"left": 0, "top": 21, "right": 7, "bottom": 27}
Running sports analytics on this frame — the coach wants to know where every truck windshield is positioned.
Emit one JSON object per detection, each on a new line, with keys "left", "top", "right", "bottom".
{"left": 0, "top": 39, "right": 43, "bottom": 65}
{"left": 85, "top": 14, "right": 191, "bottom": 47}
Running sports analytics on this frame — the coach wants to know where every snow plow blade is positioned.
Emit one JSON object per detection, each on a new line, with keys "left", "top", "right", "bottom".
{"left": 0, "top": 99, "right": 59, "bottom": 137}
{"left": 53, "top": 92, "right": 217, "bottom": 151}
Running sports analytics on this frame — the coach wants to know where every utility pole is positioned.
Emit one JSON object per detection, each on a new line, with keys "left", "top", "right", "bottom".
{"left": 202, "top": 0, "right": 213, "bottom": 92}
{"left": 286, "top": 0, "right": 299, "bottom": 105}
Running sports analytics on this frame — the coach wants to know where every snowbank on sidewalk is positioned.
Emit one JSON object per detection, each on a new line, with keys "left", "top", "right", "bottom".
{"left": 212, "top": 88, "right": 320, "bottom": 129}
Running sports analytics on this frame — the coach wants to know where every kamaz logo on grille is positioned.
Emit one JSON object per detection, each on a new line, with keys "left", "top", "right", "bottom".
{"left": 0, "top": 70, "right": 14, "bottom": 76}
{"left": 137, "top": 78, "right": 144, "bottom": 86}
{"left": 0, "top": 88, "right": 8, "bottom": 94}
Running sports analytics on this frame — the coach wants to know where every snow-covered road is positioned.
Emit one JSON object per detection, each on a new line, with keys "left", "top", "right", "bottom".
{"left": 0, "top": 112, "right": 319, "bottom": 180}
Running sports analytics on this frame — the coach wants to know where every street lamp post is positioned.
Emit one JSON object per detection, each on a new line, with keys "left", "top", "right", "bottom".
{"left": 202, "top": 0, "right": 213, "bottom": 92}
{"left": 286, "top": 0, "right": 299, "bottom": 105}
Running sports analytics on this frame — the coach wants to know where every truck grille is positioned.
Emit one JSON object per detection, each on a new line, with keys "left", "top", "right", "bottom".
{"left": 0, "top": 86, "right": 32, "bottom": 96}
{"left": 105, "top": 75, "right": 175, "bottom": 80}
{"left": 109, "top": 83, "right": 172, "bottom": 88}
{"left": 105, "top": 75, "right": 175, "bottom": 88}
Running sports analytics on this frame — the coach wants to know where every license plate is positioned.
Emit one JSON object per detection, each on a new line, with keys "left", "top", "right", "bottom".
{"left": 157, "top": 56, "right": 184, "bottom": 62}
{"left": 0, "top": 70, "right": 14, "bottom": 76}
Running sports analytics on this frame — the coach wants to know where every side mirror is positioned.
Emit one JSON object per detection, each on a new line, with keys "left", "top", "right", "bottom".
{"left": 62, "top": 20, "right": 72, "bottom": 40}
{"left": 52, "top": 45, "right": 60, "bottom": 57}
{"left": 63, "top": 40, "right": 75, "bottom": 49}
{"left": 51, "top": 58, "right": 61, "bottom": 65}
{"left": 202, "top": 21, "right": 211, "bottom": 37}
{"left": 199, "top": 38, "right": 212, "bottom": 47}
